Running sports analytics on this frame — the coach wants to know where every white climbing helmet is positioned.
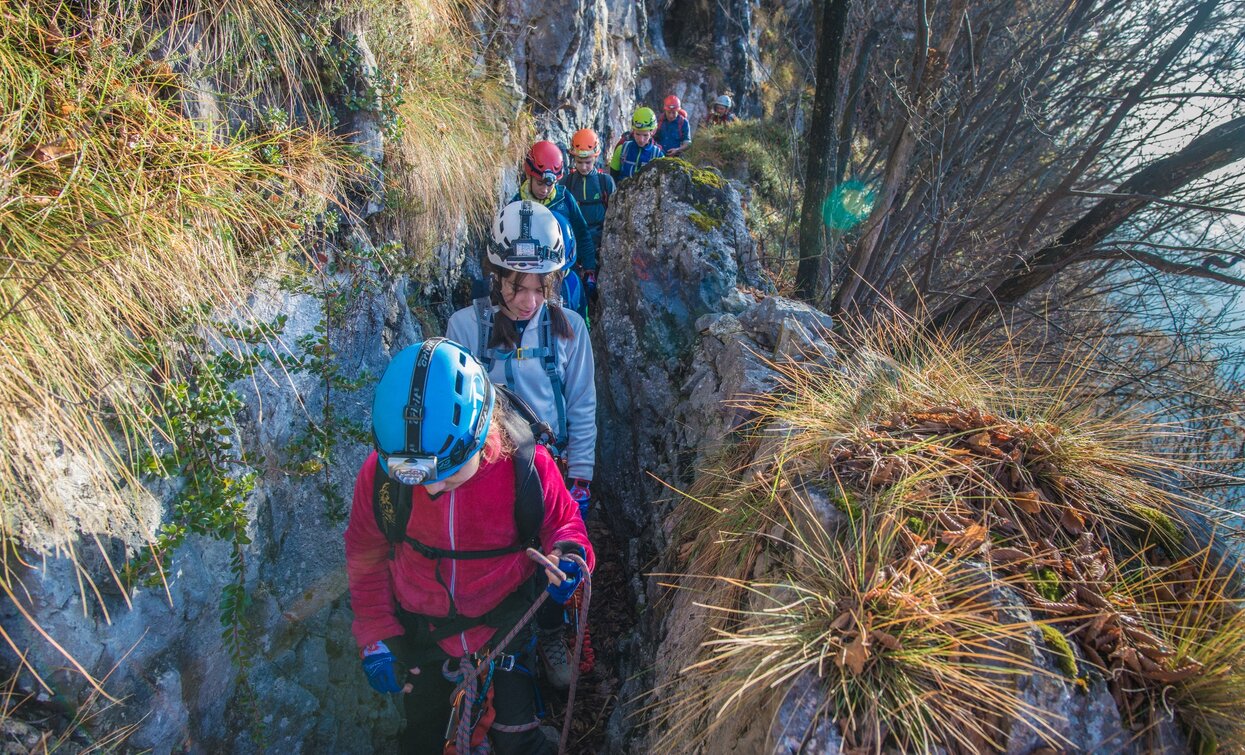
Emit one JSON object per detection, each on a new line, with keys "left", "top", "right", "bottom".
{"left": 489, "top": 200, "right": 567, "bottom": 274}
{"left": 714, "top": 94, "right": 733, "bottom": 110}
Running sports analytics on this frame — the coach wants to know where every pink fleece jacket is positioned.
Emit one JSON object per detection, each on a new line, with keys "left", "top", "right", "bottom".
{"left": 345, "top": 446, "right": 594, "bottom": 658}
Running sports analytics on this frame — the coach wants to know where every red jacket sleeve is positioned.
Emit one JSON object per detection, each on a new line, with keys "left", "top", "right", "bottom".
{"left": 534, "top": 446, "right": 595, "bottom": 572}
{"left": 343, "top": 453, "right": 404, "bottom": 649}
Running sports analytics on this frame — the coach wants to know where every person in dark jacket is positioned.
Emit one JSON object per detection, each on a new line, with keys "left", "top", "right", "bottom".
{"left": 514, "top": 140, "right": 597, "bottom": 276}
{"left": 560, "top": 129, "right": 615, "bottom": 296}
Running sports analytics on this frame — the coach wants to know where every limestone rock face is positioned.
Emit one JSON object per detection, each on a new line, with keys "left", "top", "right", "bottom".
{"left": 2, "top": 277, "right": 421, "bottom": 753}
{"left": 593, "top": 158, "right": 767, "bottom": 536}
{"left": 646, "top": 0, "right": 766, "bottom": 119}
{"left": 489, "top": 0, "right": 646, "bottom": 146}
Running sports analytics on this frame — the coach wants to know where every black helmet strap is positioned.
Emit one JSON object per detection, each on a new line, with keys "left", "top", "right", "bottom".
{"left": 403, "top": 337, "right": 445, "bottom": 454}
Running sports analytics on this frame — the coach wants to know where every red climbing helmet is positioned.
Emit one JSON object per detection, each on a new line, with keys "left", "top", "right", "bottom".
{"left": 663, "top": 94, "right": 681, "bottom": 112}
{"left": 524, "top": 140, "right": 565, "bottom": 184}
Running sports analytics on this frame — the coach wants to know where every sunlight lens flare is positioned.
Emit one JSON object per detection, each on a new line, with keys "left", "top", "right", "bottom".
{"left": 824, "top": 179, "right": 876, "bottom": 231}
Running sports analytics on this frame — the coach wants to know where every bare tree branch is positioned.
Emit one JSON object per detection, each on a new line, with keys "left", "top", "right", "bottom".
{"left": 1088, "top": 246, "right": 1245, "bottom": 286}
{"left": 1068, "top": 189, "right": 1245, "bottom": 218}
{"left": 932, "top": 115, "right": 1245, "bottom": 330}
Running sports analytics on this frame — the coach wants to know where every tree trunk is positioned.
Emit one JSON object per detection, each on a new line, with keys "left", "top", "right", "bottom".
{"left": 836, "top": 28, "right": 879, "bottom": 184}
{"left": 794, "top": 0, "right": 852, "bottom": 301}
{"left": 932, "top": 115, "right": 1245, "bottom": 331}
{"left": 830, "top": 0, "right": 968, "bottom": 316}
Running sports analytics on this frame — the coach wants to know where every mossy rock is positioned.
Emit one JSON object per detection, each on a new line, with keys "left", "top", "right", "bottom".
{"left": 1039, "top": 624, "right": 1079, "bottom": 679}
{"left": 831, "top": 488, "right": 862, "bottom": 522}
{"left": 1127, "top": 503, "right": 1184, "bottom": 551}
{"left": 689, "top": 211, "right": 722, "bottom": 232}
{"left": 1031, "top": 566, "right": 1062, "bottom": 602}
{"left": 647, "top": 156, "right": 727, "bottom": 191}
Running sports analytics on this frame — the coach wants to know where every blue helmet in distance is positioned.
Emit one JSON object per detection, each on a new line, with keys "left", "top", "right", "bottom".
{"left": 552, "top": 210, "right": 577, "bottom": 271}
{"left": 371, "top": 338, "right": 495, "bottom": 485}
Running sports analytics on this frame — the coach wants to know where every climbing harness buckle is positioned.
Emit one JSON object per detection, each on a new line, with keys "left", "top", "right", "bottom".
{"left": 498, "top": 652, "right": 517, "bottom": 672}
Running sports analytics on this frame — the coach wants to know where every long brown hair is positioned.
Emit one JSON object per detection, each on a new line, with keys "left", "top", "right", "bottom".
{"left": 484, "top": 261, "right": 574, "bottom": 350}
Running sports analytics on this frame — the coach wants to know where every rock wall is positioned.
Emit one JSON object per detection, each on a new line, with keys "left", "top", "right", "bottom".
{"left": 490, "top": 0, "right": 775, "bottom": 151}
{"left": 2, "top": 274, "right": 421, "bottom": 752}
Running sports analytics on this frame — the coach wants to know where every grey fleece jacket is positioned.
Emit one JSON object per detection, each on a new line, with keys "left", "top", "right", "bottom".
{"left": 445, "top": 302, "right": 597, "bottom": 481}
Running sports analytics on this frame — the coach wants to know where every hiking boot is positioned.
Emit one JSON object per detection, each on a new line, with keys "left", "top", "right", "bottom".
{"left": 538, "top": 630, "right": 572, "bottom": 689}
{"left": 539, "top": 725, "right": 560, "bottom": 747}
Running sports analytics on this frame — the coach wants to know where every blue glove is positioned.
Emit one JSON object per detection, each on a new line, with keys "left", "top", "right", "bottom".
{"left": 584, "top": 270, "right": 598, "bottom": 300}
{"left": 545, "top": 557, "right": 582, "bottom": 604}
{"left": 569, "top": 478, "right": 591, "bottom": 519}
{"left": 361, "top": 641, "right": 402, "bottom": 694}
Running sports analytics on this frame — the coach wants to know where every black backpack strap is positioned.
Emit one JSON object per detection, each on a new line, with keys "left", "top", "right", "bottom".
{"left": 500, "top": 388, "right": 545, "bottom": 548}
{"left": 372, "top": 463, "right": 413, "bottom": 552}
{"left": 599, "top": 169, "right": 612, "bottom": 207}
{"left": 402, "top": 571, "right": 545, "bottom": 643}
{"left": 474, "top": 295, "right": 495, "bottom": 370}
{"left": 402, "top": 536, "right": 527, "bottom": 561}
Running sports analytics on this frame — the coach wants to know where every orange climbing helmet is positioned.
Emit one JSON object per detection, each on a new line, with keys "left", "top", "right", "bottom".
{"left": 524, "top": 140, "right": 564, "bottom": 183}
{"left": 570, "top": 129, "right": 600, "bottom": 158}
{"left": 663, "top": 94, "right": 681, "bottom": 112}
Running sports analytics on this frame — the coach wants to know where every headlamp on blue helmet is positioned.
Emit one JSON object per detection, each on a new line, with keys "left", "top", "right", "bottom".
{"left": 372, "top": 338, "right": 495, "bottom": 485}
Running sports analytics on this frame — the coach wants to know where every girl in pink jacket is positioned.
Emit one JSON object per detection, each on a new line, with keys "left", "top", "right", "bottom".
{"left": 345, "top": 338, "right": 594, "bottom": 754}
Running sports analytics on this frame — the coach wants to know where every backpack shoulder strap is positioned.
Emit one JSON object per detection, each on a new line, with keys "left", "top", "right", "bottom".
{"left": 599, "top": 169, "right": 612, "bottom": 203}
{"left": 474, "top": 295, "right": 496, "bottom": 370}
{"left": 371, "top": 462, "right": 413, "bottom": 552}
{"left": 497, "top": 385, "right": 546, "bottom": 548}
{"left": 538, "top": 308, "right": 568, "bottom": 450}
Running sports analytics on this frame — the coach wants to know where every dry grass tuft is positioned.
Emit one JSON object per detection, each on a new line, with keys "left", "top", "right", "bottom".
{"left": 652, "top": 312, "right": 1245, "bottom": 752}
{"left": 0, "top": 1, "right": 359, "bottom": 549}
{"left": 364, "top": 0, "right": 531, "bottom": 263}
{"left": 654, "top": 481, "right": 1057, "bottom": 753}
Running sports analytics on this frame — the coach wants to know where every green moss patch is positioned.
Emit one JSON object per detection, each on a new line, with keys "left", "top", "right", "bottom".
{"left": 1040, "top": 625, "right": 1079, "bottom": 679}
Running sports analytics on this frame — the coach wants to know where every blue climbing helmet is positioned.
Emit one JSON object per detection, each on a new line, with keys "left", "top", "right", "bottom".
{"left": 371, "top": 338, "right": 495, "bottom": 485}
{"left": 552, "top": 210, "right": 577, "bottom": 271}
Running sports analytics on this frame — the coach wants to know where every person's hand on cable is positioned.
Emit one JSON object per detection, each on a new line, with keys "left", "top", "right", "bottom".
{"left": 568, "top": 478, "right": 591, "bottom": 518}
{"left": 544, "top": 542, "right": 586, "bottom": 604}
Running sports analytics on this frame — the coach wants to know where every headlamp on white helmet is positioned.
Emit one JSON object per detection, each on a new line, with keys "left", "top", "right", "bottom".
{"left": 489, "top": 200, "right": 567, "bottom": 274}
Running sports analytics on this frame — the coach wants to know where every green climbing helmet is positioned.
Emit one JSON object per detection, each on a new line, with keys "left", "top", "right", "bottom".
{"left": 631, "top": 106, "right": 658, "bottom": 133}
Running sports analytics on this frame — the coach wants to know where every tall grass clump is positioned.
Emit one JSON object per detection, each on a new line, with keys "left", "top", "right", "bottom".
{"left": 653, "top": 312, "right": 1245, "bottom": 752}
{"left": 657, "top": 485, "right": 1055, "bottom": 753}
{"left": 362, "top": 0, "right": 530, "bottom": 262}
{"left": 0, "top": 1, "right": 358, "bottom": 550}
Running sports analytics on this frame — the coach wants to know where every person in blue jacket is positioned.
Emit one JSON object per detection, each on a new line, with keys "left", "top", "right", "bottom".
{"left": 609, "top": 107, "right": 665, "bottom": 181}
{"left": 654, "top": 94, "right": 692, "bottom": 156}
{"left": 560, "top": 128, "right": 615, "bottom": 297}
